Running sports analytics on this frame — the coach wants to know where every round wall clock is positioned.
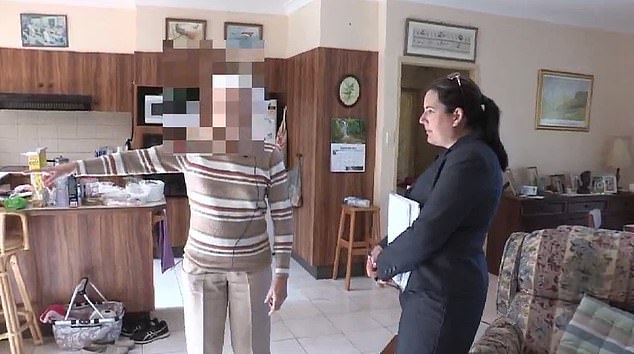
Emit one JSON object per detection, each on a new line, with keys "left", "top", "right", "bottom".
{"left": 338, "top": 75, "right": 361, "bottom": 107}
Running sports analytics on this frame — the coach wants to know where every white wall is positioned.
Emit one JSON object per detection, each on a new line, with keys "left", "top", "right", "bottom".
{"left": 319, "top": 0, "right": 378, "bottom": 52}
{"left": 286, "top": 0, "right": 321, "bottom": 58}
{"left": 136, "top": 6, "right": 288, "bottom": 57}
{"left": 373, "top": 0, "right": 634, "bottom": 226}
{"left": 0, "top": 0, "right": 136, "bottom": 53}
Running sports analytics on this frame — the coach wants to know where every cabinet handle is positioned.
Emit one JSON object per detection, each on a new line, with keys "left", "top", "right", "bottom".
{"left": 48, "top": 83, "right": 53, "bottom": 88}
{"left": 38, "top": 83, "right": 43, "bottom": 88}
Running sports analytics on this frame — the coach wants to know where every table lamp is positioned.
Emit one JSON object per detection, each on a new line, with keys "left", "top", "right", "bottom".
{"left": 606, "top": 137, "right": 632, "bottom": 191}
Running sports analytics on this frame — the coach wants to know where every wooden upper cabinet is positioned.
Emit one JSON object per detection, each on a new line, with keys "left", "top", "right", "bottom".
{"left": 91, "top": 53, "right": 133, "bottom": 112}
{"left": 133, "top": 51, "right": 162, "bottom": 87}
{"left": 0, "top": 48, "right": 36, "bottom": 93}
{"left": 0, "top": 47, "right": 133, "bottom": 112}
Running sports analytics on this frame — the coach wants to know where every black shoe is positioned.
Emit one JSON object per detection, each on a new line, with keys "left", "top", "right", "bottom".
{"left": 121, "top": 319, "right": 149, "bottom": 337}
{"left": 131, "top": 319, "right": 169, "bottom": 344}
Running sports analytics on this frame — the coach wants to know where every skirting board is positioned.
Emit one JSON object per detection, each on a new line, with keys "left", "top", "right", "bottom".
{"left": 292, "top": 252, "right": 367, "bottom": 280}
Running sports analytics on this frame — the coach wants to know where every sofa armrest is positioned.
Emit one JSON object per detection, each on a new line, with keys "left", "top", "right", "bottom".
{"left": 469, "top": 317, "right": 523, "bottom": 354}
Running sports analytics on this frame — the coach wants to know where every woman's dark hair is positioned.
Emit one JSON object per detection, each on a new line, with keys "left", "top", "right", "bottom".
{"left": 427, "top": 73, "right": 508, "bottom": 170}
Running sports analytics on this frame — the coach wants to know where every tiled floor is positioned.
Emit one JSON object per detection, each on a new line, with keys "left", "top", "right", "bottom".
{"left": 2, "top": 258, "right": 498, "bottom": 354}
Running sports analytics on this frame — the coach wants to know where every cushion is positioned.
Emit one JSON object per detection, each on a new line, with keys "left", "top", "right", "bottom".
{"left": 557, "top": 294, "right": 634, "bottom": 354}
{"left": 469, "top": 317, "right": 523, "bottom": 354}
{"left": 507, "top": 292, "right": 578, "bottom": 353}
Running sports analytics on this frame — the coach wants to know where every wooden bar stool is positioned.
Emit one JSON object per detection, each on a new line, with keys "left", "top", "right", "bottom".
{"left": 332, "top": 204, "right": 381, "bottom": 290}
{"left": 0, "top": 211, "right": 43, "bottom": 354}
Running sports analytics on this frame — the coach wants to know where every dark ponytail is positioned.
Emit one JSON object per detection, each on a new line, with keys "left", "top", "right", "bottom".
{"left": 480, "top": 95, "right": 508, "bottom": 170}
{"left": 427, "top": 74, "right": 508, "bottom": 171}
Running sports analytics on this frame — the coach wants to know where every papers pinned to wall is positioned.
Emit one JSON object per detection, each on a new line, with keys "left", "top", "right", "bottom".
{"left": 330, "top": 118, "right": 366, "bottom": 173}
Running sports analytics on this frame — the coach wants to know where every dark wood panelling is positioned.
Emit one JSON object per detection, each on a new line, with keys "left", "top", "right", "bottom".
{"left": 286, "top": 47, "right": 378, "bottom": 275}
{"left": 92, "top": 53, "right": 133, "bottom": 112}
{"left": 314, "top": 48, "right": 378, "bottom": 268}
{"left": 286, "top": 49, "right": 320, "bottom": 266}
{"left": 265, "top": 58, "right": 287, "bottom": 95}
{"left": 0, "top": 47, "right": 133, "bottom": 112}
{"left": 133, "top": 51, "right": 163, "bottom": 87}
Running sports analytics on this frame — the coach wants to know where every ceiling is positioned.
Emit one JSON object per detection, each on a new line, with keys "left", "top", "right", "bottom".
{"left": 10, "top": 0, "right": 634, "bottom": 34}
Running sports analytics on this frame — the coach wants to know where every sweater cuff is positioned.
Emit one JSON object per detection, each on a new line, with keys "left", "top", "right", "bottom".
{"left": 274, "top": 267, "right": 289, "bottom": 277}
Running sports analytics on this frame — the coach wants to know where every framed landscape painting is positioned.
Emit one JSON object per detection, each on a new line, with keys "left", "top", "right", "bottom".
{"left": 535, "top": 69, "right": 594, "bottom": 132}
{"left": 20, "top": 13, "right": 68, "bottom": 47}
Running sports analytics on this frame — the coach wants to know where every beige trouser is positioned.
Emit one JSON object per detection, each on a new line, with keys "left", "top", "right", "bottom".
{"left": 180, "top": 258, "right": 272, "bottom": 354}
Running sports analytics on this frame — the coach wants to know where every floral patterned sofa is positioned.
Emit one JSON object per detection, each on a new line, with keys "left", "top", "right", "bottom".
{"left": 470, "top": 225, "right": 634, "bottom": 354}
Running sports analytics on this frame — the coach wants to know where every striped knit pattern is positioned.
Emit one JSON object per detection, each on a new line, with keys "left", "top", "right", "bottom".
{"left": 75, "top": 144, "right": 294, "bottom": 276}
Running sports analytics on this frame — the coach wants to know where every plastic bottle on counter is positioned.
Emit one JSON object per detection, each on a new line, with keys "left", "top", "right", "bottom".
{"left": 67, "top": 175, "right": 80, "bottom": 208}
{"left": 55, "top": 177, "right": 69, "bottom": 207}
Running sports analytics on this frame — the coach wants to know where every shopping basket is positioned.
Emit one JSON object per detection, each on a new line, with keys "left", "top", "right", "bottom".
{"left": 47, "top": 278, "right": 125, "bottom": 350}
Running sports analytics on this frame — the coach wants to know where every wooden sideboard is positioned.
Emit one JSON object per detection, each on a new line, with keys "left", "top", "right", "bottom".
{"left": 486, "top": 192, "right": 634, "bottom": 275}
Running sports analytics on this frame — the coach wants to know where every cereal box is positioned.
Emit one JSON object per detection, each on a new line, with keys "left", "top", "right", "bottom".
{"left": 22, "top": 147, "right": 48, "bottom": 204}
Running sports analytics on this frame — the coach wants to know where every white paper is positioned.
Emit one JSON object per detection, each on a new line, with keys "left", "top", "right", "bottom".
{"left": 387, "top": 192, "right": 420, "bottom": 290}
{"left": 330, "top": 143, "right": 366, "bottom": 172}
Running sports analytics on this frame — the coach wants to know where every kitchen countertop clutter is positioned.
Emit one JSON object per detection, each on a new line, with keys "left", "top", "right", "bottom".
{"left": 0, "top": 147, "right": 166, "bottom": 210}
{"left": 2, "top": 176, "right": 167, "bottom": 210}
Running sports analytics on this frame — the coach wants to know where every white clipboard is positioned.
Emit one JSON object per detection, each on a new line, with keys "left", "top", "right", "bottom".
{"left": 387, "top": 192, "right": 420, "bottom": 290}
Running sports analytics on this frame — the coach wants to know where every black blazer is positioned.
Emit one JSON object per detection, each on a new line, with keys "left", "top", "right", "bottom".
{"left": 377, "top": 134, "right": 503, "bottom": 297}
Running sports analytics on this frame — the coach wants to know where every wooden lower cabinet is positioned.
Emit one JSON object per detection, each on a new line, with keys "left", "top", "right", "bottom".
{"left": 13, "top": 204, "right": 162, "bottom": 316}
{"left": 166, "top": 197, "right": 190, "bottom": 248}
{"left": 486, "top": 193, "right": 634, "bottom": 275}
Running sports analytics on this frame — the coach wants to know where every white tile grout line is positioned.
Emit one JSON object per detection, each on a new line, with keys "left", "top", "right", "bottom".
{"left": 146, "top": 261, "right": 492, "bottom": 353}
{"left": 291, "top": 282, "right": 379, "bottom": 353}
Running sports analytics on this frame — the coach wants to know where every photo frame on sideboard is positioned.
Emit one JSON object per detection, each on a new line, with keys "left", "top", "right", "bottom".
{"left": 592, "top": 176, "right": 605, "bottom": 194}
{"left": 526, "top": 166, "right": 539, "bottom": 186}
{"left": 503, "top": 168, "right": 519, "bottom": 196}
{"left": 549, "top": 174, "right": 565, "bottom": 194}
{"left": 603, "top": 175, "right": 617, "bottom": 194}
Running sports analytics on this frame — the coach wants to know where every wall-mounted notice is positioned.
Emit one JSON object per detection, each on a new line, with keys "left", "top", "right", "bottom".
{"left": 330, "top": 117, "right": 366, "bottom": 173}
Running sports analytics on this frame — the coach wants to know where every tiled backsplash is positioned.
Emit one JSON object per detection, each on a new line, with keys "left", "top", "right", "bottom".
{"left": 0, "top": 110, "right": 132, "bottom": 166}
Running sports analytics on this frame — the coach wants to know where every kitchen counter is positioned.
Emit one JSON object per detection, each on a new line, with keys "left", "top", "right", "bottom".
{"left": 4, "top": 200, "right": 167, "bottom": 327}
{"left": 22, "top": 199, "right": 166, "bottom": 215}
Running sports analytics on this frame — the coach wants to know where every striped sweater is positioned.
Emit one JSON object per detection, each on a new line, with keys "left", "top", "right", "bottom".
{"left": 74, "top": 143, "right": 294, "bottom": 276}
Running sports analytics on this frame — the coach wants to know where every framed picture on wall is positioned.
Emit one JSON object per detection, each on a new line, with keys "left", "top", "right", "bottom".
{"left": 165, "top": 18, "right": 207, "bottom": 41}
{"left": 224, "top": 22, "right": 263, "bottom": 40}
{"left": 404, "top": 19, "right": 477, "bottom": 62}
{"left": 20, "top": 13, "right": 68, "bottom": 47}
{"left": 535, "top": 69, "right": 594, "bottom": 132}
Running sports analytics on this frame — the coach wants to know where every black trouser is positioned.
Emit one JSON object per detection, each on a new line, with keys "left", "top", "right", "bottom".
{"left": 396, "top": 290, "right": 486, "bottom": 354}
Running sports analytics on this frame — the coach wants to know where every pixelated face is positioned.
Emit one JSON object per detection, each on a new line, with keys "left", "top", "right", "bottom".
{"left": 160, "top": 38, "right": 275, "bottom": 156}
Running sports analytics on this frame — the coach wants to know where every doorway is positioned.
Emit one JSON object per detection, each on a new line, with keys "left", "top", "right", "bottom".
{"left": 396, "top": 65, "right": 471, "bottom": 190}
